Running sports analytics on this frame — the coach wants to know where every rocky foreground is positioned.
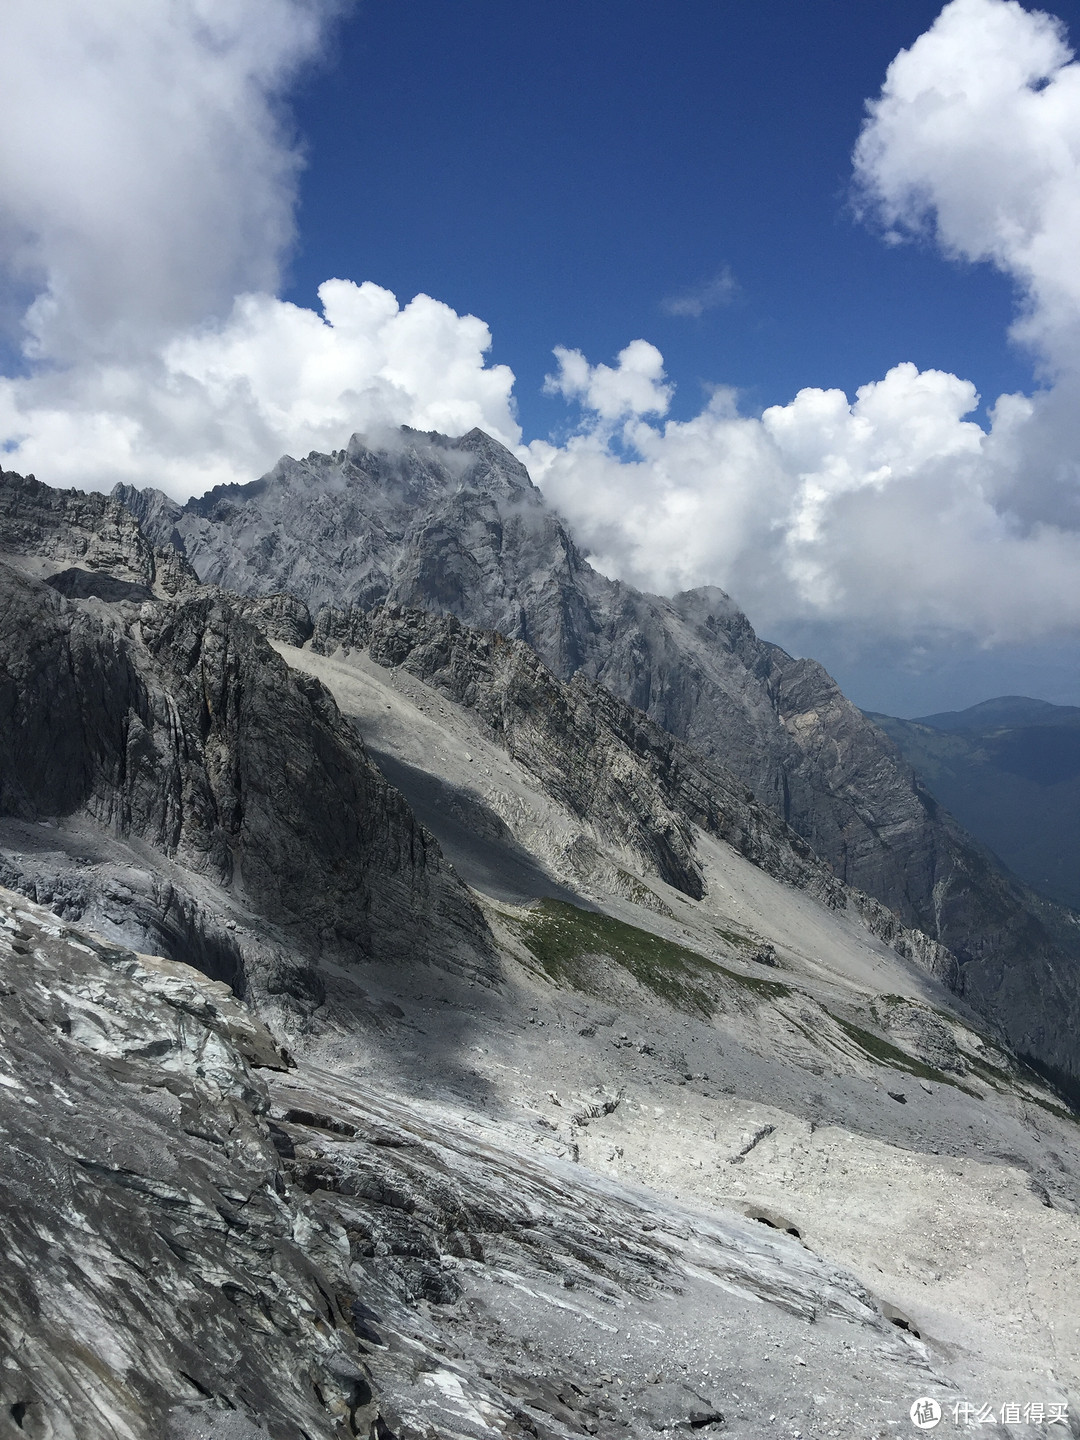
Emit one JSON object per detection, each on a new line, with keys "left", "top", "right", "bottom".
{"left": 0, "top": 888, "right": 1009, "bottom": 1440}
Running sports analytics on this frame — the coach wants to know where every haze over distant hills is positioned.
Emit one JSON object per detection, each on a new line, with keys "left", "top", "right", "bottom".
{"left": 868, "top": 697, "right": 1080, "bottom": 912}
{"left": 917, "top": 697, "right": 1080, "bottom": 734}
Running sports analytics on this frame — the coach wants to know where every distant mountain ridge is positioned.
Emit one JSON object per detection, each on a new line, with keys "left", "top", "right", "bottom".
{"left": 870, "top": 696, "right": 1080, "bottom": 912}
{"left": 916, "top": 695, "right": 1080, "bottom": 733}
{"left": 116, "top": 426, "right": 1080, "bottom": 1094}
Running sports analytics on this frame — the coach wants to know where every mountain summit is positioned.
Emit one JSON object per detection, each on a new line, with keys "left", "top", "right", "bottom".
{"left": 120, "top": 426, "right": 1080, "bottom": 1094}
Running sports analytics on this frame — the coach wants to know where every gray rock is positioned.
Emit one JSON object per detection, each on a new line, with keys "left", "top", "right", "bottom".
{"left": 341, "top": 604, "right": 954, "bottom": 980}
{"left": 0, "top": 886, "right": 961, "bottom": 1440}
{"left": 0, "top": 473, "right": 1076, "bottom": 1429}
{"left": 2, "top": 466, "right": 197, "bottom": 595}
{"left": 112, "top": 431, "right": 1080, "bottom": 1092}
{"left": 0, "top": 886, "right": 377, "bottom": 1440}
{"left": 871, "top": 995, "right": 966, "bottom": 1075}
{"left": 0, "top": 548, "right": 494, "bottom": 999}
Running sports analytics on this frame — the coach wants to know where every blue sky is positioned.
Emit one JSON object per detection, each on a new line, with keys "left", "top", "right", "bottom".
{"left": 3, "top": 0, "right": 1080, "bottom": 715}
{"left": 285, "top": 0, "right": 1042, "bottom": 437}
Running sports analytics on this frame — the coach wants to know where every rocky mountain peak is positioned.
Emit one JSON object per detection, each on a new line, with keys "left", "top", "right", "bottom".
{"left": 3, "top": 467, "right": 156, "bottom": 585}
{"left": 106, "top": 430, "right": 1080, "bottom": 1096}
{"left": 121, "top": 425, "right": 592, "bottom": 672}
{"left": 3, "top": 466, "right": 198, "bottom": 601}
{"left": 184, "top": 424, "right": 539, "bottom": 524}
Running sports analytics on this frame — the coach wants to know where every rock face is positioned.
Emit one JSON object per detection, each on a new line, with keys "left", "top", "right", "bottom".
{"left": 0, "top": 887, "right": 983, "bottom": 1440}
{"left": 1, "top": 467, "right": 195, "bottom": 597}
{"left": 0, "top": 488, "right": 494, "bottom": 1001}
{"left": 117, "top": 429, "right": 937, "bottom": 905}
{"left": 117, "top": 432, "right": 1080, "bottom": 1092}
{"left": 4, "top": 467, "right": 1080, "bottom": 1426}
{"left": 301, "top": 603, "right": 953, "bottom": 984}
{"left": 0, "top": 886, "right": 378, "bottom": 1440}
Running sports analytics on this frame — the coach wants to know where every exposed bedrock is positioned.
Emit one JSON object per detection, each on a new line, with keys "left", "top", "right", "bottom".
{"left": 0, "top": 887, "right": 969, "bottom": 1440}
{"left": 113, "top": 432, "right": 1080, "bottom": 1089}
{"left": 0, "top": 887, "right": 380, "bottom": 1440}
{"left": 0, "top": 550, "right": 495, "bottom": 995}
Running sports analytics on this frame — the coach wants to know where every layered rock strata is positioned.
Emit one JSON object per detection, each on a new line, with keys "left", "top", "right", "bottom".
{"left": 0, "top": 887, "right": 970, "bottom": 1440}
{"left": 297, "top": 602, "right": 954, "bottom": 985}
{"left": 0, "top": 498, "right": 494, "bottom": 1000}
{"left": 115, "top": 431, "right": 1080, "bottom": 1090}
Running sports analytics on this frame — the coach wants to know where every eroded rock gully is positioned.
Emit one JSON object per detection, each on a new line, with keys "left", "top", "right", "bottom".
{"left": 0, "top": 549, "right": 494, "bottom": 1002}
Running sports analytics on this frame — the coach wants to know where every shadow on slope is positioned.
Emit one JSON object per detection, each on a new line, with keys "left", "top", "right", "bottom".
{"left": 367, "top": 748, "right": 588, "bottom": 908}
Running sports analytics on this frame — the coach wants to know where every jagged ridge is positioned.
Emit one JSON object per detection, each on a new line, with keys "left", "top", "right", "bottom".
{"left": 114, "top": 434, "right": 1080, "bottom": 1090}
{"left": 0, "top": 475, "right": 495, "bottom": 1002}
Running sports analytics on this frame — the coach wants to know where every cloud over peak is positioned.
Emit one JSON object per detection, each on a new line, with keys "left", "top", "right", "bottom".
{"left": 0, "top": 0, "right": 339, "bottom": 364}
{"left": 530, "top": 0, "right": 1080, "bottom": 654}
{"left": 0, "top": 280, "right": 520, "bottom": 496}
{"left": 3, "top": 0, "right": 1080, "bottom": 686}
{"left": 0, "top": 3, "right": 518, "bottom": 496}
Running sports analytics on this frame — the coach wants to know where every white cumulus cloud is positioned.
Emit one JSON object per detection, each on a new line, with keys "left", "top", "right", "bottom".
{"left": 528, "top": 0, "right": 1080, "bottom": 660}
{"left": 3, "top": 0, "right": 1080, "bottom": 688}
{"left": 0, "top": 1, "right": 518, "bottom": 496}
{"left": 543, "top": 341, "right": 672, "bottom": 423}
{"left": 0, "top": 0, "right": 335, "bottom": 363}
{"left": 0, "top": 280, "right": 519, "bottom": 495}
{"left": 852, "top": 0, "right": 1080, "bottom": 374}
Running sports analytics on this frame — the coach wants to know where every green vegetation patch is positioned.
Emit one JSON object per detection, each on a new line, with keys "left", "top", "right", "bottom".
{"left": 613, "top": 868, "right": 675, "bottom": 917}
{"left": 509, "top": 898, "right": 790, "bottom": 1015}
{"left": 827, "top": 1012, "right": 979, "bottom": 1095}
{"left": 1018, "top": 1092, "right": 1079, "bottom": 1126}
{"left": 868, "top": 998, "right": 1078, "bottom": 1122}
{"left": 1012, "top": 1051, "right": 1080, "bottom": 1124}
{"left": 962, "top": 1050, "right": 1019, "bottom": 1091}
{"left": 958, "top": 1052, "right": 1075, "bottom": 1123}
{"left": 714, "top": 925, "right": 753, "bottom": 949}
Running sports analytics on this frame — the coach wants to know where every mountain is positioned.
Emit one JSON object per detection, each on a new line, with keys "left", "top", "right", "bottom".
{"left": 4, "top": 460, "right": 1080, "bottom": 1431}
{"left": 118, "top": 427, "right": 1080, "bottom": 1094}
{"left": 916, "top": 695, "right": 1080, "bottom": 734}
{"left": 869, "top": 698, "right": 1080, "bottom": 911}
{"left": 0, "top": 471, "right": 492, "bottom": 1024}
